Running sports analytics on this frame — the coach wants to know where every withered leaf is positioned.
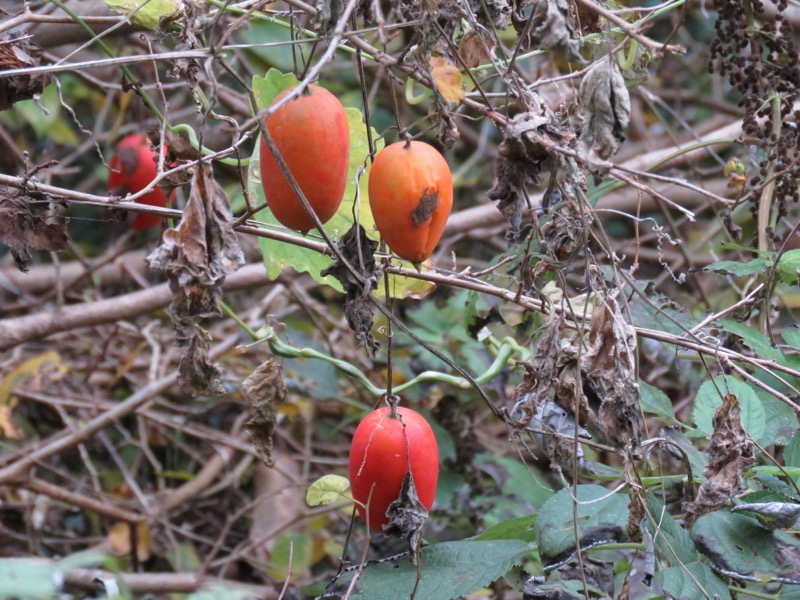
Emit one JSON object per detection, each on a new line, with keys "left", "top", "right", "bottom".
{"left": 383, "top": 472, "right": 428, "bottom": 559}
{"left": 147, "top": 163, "right": 245, "bottom": 345}
{"left": 457, "top": 30, "right": 496, "bottom": 70}
{"left": 559, "top": 558, "right": 615, "bottom": 596}
{"left": 0, "top": 34, "right": 50, "bottom": 111}
{"left": 178, "top": 328, "right": 224, "bottom": 396}
{"left": 313, "top": 0, "right": 345, "bottom": 34}
{"left": 516, "top": 0, "right": 583, "bottom": 61}
{"left": 0, "top": 193, "right": 69, "bottom": 272}
{"left": 320, "top": 224, "right": 380, "bottom": 355}
{"left": 487, "top": 97, "right": 573, "bottom": 244}
{"left": 410, "top": 188, "right": 439, "bottom": 227}
{"left": 577, "top": 57, "right": 631, "bottom": 172}
{"left": 685, "top": 394, "right": 754, "bottom": 526}
{"left": 429, "top": 56, "right": 465, "bottom": 104}
{"left": 244, "top": 357, "right": 288, "bottom": 467}
{"left": 583, "top": 294, "right": 641, "bottom": 455}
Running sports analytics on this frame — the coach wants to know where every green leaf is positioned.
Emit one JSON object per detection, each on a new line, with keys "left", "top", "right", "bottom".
{"left": 334, "top": 540, "right": 529, "bottom": 599}
{"left": 645, "top": 495, "right": 698, "bottom": 564}
{"left": 691, "top": 375, "right": 765, "bottom": 440}
{"left": 536, "top": 484, "right": 628, "bottom": 563}
{"left": 656, "top": 561, "right": 731, "bottom": 600}
{"left": 0, "top": 558, "right": 58, "bottom": 597}
{"left": 754, "top": 387, "right": 799, "bottom": 447}
{"left": 787, "top": 430, "right": 800, "bottom": 468}
{"left": 105, "top": 0, "right": 178, "bottom": 29}
{"left": 781, "top": 326, "right": 800, "bottom": 351}
{"left": 639, "top": 380, "right": 676, "bottom": 423}
{"left": 702, "top": 258, "right": 773, "bottom": 278}
{"left": 187, "top": 584, "right": 264, "bottom": 600}
{"left": 306, "top": 474, "right": 351, "bottom": 506}
{"left": 472, "top": 514, "right": 537, "bottom": 543}
{"left": 718, "top": 320, "right": 784, "bottom": 363}
{"left": 691, "top": 512, "right": 800, "bottom": 584}
{"left": 777, "top": 249, "right": 800, "bottom": 284}
{"left": 267, "top": 531, "right": 314, "bottom": 581}
{"left": 252, "top": 69, "right": 299, "bottom": 110}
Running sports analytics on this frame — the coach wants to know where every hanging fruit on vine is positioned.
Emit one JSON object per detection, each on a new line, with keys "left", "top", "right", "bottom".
{"left": 368, "top": 140, "right": 453, "bottom": 263}
{"left": 259, "top": 84, "right": 350, "bottom": 232}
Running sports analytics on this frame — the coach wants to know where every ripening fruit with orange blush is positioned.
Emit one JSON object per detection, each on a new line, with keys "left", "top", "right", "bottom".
{"left": 368, "top": 141, "right": 453, "bottom": 263}
{"left": 260, "top": 85, "right": 350, "bottom": 231}
{"left": 108, "top": 133, "right": 170, "bottom": 231}
{"left": 348, "top": 406, "right": 439, "bottom": 532}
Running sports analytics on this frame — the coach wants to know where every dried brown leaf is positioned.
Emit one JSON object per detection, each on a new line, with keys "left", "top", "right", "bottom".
{"left": 582, "top": 293, "right": 641, "bottom": 454}
{"left": 514, "top": 0, "right": 583, "bottom": 61}
{"left": 178, "top": 329, "right": 224, "bottom": 396}
{"left": 320, "top": 224, "right": 380, "bottom": 355}
{"left": 577, "top": 57, "right": 631, "bottom": 172}
{"left": 0, "top": 193, "right": 69, "bottom": 272}
{"left": 0, "top": 35, "right": 50, "bottom": 110}
{"left": 487, "top": 98, "right": 573, "bottom": 244}
{"left": 383, "top": 472, "right": 428, "bottom": 558}
{"left": 147, "top": 163, "right": 245, "bottom": 345}
{"left": 457, "top": 30, "right": 496, "bottom": 70}
{"left": 244, "top": 357, "right": 288, "bottom": 467}
{"left": 685, "top": 394, "right": 754, "bottom": 526}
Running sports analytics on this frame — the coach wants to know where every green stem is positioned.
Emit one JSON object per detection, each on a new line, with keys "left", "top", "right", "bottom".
{"left": 220, "top": 301, "right": 258, "bottom": 340}
{"left": 47, "top": 0, "right": 164, "bottom": 121}
{"left": 259, "top": 326, "right": 524, "bottom": 397}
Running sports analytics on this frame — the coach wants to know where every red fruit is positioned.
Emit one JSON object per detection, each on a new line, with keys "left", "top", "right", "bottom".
{"left": 260, "top": 85, "right": 350, "bottom": 231}
{"left": 348, "top": 406, "right": 439, "bottom": 532}
{"left": 368, "top": 141, "right": 453, "bottom": 263}
{"left": 108, "top": 133, "right": 169, "bottom": 231}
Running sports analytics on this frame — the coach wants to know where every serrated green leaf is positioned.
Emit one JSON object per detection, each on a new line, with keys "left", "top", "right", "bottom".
{"left": 646, "top": 494, "right": 698, "bottom": 564}
{"left": 105, "top": 0, "right": 178, "bottom": 29}
{"left": 702, "top": 258, "right": 773, "bottom": 278}
{"left": 471, "top": 514, "right": 537, "bottom": 543}
{"left": 691, "top": 376, "right": 765, "bottom": 440}
{"left": 657, "top": 561, "right": 731, "bottom": 600}
{"left": 639, "top": 380, "right": 676, "bottom": 423}
{"left": 691, "top": 512, "right": 800, "bottom": 584}
{"left": 718, "top": 320, "right": 784, "bottom": 363}
{"left": 536, "top": 484, "right": 628, "bottom": 562}
{"left": 335, "top": 540, "right": 529, "bottom": 600}
{"left": 306, "top": 474, "right": 351, "bottom": 506}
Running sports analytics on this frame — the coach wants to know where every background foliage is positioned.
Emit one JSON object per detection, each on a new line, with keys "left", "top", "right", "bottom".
{"left": 1, "top": 0, "right": 800, "bottom": 599}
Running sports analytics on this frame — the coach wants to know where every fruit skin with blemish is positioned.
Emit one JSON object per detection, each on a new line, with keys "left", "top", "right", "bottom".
{"left": 259, "top": 85, "right": 350, "bottom": 232}
{"left": 108, "top": 133, "right": 170, "bottom": 231}
{"left": 368, "top": 140, "right": 453, "bottom": 263}
{"left": 348, "top": 406, "right": 439, "bottom": 532}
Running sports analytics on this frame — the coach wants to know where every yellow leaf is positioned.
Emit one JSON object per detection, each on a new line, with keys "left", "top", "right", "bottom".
{"left": 0, "top": 351, "right": 66, "bottom": 439}
{"left": 108, "top": 521, "right": 152, "bottom": 562}
{"left": 429, "top": 57, "right": 465, "bottom": 104}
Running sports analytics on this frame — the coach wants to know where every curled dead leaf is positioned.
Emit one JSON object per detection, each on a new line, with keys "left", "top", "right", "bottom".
{"left": 577, "top": 57, "right": 631, "bottom": 172}
{"left": 0, "top": 193, "right": 69, "bottom": 272}
{"left": 244, "top": 357, "right": 288, "bottom": 467}
{"left": 320, "top": 224, "right": 381, "bottom": 355}
{"left": 147, "top": 164, "right": 244, "bottom": 393}
{"left": 685, "top": 394, "right": 755, "bottom": 526}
